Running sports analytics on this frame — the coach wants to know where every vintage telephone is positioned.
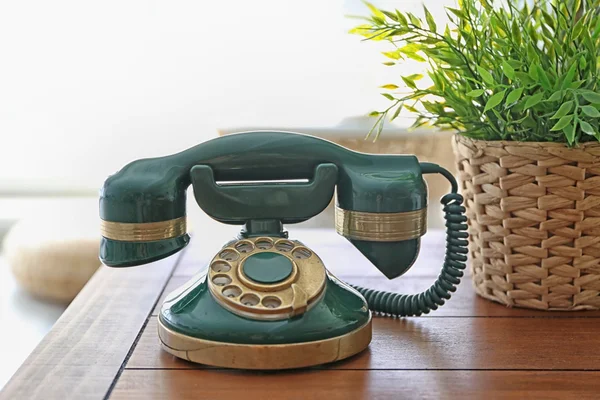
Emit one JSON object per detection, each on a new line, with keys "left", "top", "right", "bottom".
{"left": 99, "top": 131, "right": 468, "bottom": 369}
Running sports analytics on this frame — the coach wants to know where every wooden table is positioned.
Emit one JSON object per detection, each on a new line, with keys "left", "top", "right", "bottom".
{"left": 2, "top": 229, "right": 600, "bottom": 399}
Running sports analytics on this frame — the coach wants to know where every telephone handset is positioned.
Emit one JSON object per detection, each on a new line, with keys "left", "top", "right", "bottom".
{"left": 99, "top": 131, "right": 468, "bottom": 369}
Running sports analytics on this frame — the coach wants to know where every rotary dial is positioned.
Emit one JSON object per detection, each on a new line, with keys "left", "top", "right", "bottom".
{"left": 207, "top": 237, "right": 326, "bottom": 321}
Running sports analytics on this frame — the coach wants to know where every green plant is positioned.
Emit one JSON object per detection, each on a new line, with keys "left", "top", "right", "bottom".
{"left": 352, "top": 0, "right": 600, "bottom": 145}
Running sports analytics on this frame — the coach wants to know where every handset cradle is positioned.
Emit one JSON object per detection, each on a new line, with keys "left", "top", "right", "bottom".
{"left": 99, "top": 131, "right": 468, "bottom": 369}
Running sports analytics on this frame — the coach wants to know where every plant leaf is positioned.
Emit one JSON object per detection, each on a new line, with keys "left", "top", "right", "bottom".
{"left": 365, "top": 2, "right": 385, "bottom": 20}
{"left": 381, "top": 10, "right": 398, "bottom": 22}
{"left": 477, "top": 66, "right": 495, "bottom": 86}
{"left": 484, "top": 90, "right": 506, "bottom": 113}
{"left": 406, "top": 74, "right": 424, "bottom": 81}
{"left": 547, "top": 91, "right": 563, "bottom": 102}
{"left": 506, "top": 60, "right": 522, "bottom": 69}
{"left": 514, "top": 72, "right": 535, "bottom": 85}
{"left": 424, "top": 5, "right": 436, "bottom": 32}
{"left": 560, "top": 63, "right": 578, "bottom": 90}
{"left": 563, "top": 122, "right": 576, "bottom": 144}
{"left": 407, "top": 12, "right": 421, "bottom": 28}
{"left": 550, "top": 114, "right": 574, "bottom": 131}
{"left": 404, "top": 52, "right": 426, "bottom": 62}
{"left": 505, "top": 87, "right": 524, "bottom": 106}
{"left": 395, "top": 11, "right": 408, "bottom": 26}
{"left": 404, "top": 104, "right": 418, "bottom": 113}
{"left": 511, "top": 20, "right": 521, "bottom": 46}
{"left": 528, "top": 61, "right": 539, "bottom": 80}
{"left": 581, "top": 105, "right": 600, "bottom": 118}
{"left": 580, "top": 121, "right": 597, "bottom": 136}
{"left": 446, "top": 7, "right": 465, "bottom": 19}
{"left": 582, "top": 92, "right": 600, "bottom": 105}
{"left": 524, "top": 92, "right": 544, "bottom": 109}
{"left": 399, "top": 43, "right": 422, "bottom": 53}
{"left": 569, "top": 80, "right": 585, "bottom": 90}
{"left": 401, "top": 76, "right": 417, "bottom": 89}
{"left": 573, "top": 19, "right": 584, "bottom": 40}
{"left": 502, "top": 61, "right": 515, "bottom": 80}
{"left": 542, "top": 10, "right": 555, "bottom": 29}
{"left": 536, "top": 65, "right": 552, "bottom": 90}
{"left": 382, "top": 50, "right": 401, "bottom": 60}
{"left": 380, "top": 84, "right": 399, "bottom": 90}
{"left": 390, "top": 104, "right": 402, "bottom": 121}
{"left": 479, "top": 0, "right": 492, "bottom": 11}
{"left": 550, "top": 101, "right": 574, "bottom": 120}
{"left": 467, "top": 89, "right": 485, "bottom": 97}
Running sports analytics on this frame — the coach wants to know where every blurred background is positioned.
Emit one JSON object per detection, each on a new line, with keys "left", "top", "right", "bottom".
{"left": 0, "top": 0, "right": 455, "bottom": 389}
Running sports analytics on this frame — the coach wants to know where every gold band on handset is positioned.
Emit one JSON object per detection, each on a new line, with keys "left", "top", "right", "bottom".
{"left": 334, "top": 206, "right": 427, "bottom": 242}
{"left": 100, "top": 217, "right": 187, "bottom": 242}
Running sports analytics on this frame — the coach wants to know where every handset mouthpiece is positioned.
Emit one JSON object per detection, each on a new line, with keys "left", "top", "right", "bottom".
{"left": 334, "top": 154, "right": 428, "bottom": 279}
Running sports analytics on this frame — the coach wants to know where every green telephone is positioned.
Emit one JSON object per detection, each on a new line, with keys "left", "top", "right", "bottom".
{"left": 99, "top": 131, "right": 467, "bottom": 369}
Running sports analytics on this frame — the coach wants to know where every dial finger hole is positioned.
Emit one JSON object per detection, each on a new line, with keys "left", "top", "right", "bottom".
{"left": 275, "top": 240, "right": 294, "bottom": 252}
{"left": 235, "top": 241, "right": 254, "bottom": 253}
{"left": 211, "top": 261, "right": 231, "bottom": 273}
{"left": 255, "top": 238, "right": 273, "bottom": 250}
{"left": 292, "top": 248, "right": 312, "bottom": 259}
{"left": 222, "top": 285, "right": 242, "bottom": 298}
{"left": 219, "top": 249, "right": 239, "bottom": 261}
{"left": 240, "top": 293, "right": 260, "bottom": 306}
{"left": 212, "top": 274, "right": 232, "bottom": 286}
{"left": 262, "top": 296, "right": 282, "bottom": 309}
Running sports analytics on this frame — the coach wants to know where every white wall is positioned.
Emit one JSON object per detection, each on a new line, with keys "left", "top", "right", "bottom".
{"left": 0, "top": 0, "right": 453, "bottom": 194}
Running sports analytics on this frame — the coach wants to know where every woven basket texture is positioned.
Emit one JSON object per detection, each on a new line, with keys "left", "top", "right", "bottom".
{"left": 453, "top": 134, "right": 600, "bottom": 310}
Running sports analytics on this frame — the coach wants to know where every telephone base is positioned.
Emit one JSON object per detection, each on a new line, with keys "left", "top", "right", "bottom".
{"left": 157, "top": 236, "right": 372, "bottom": 369}
{"left": 157, "top": 315, "right": 372, "bottom": 370}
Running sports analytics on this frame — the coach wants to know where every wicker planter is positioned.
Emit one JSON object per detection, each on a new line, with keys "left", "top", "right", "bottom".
{"left": 453, "top": 134, "right": 600, "bottom": 311}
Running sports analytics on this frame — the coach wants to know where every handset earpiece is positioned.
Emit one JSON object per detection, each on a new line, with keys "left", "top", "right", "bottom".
{"left": 99, "top": 158, "right": 190, "bottom": 267}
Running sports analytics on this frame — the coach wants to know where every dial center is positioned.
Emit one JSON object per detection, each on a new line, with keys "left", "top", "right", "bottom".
{"left": 242, "top": 252, "right": 293, "bottom": 284}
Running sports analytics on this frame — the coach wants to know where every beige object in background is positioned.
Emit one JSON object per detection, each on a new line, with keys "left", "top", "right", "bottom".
{"left": 2, "top": 206, "right": 100, "bottom": 303}
{"left": 454, "top": 134, "right": 600, "bottom": 311}
{"left": 218, "top": 116, "right": 455, "bottom": 229}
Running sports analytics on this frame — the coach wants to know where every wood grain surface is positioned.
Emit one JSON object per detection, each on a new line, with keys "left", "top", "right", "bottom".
{"left": 110, "top": 370, "right": 600, "bottom": 400}
{"left": 0, "top": 254, "right": 181, "bottom": 400}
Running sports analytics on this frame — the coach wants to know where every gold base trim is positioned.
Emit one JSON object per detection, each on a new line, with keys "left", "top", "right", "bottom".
{"left": 158, "top": 316, "right": 372, "bottom": 370}
{"left": 100, "top": 216, "right": 186, "bottom": 242}
{"left": 335, "top": 205, "right": 426, "bottom": 242}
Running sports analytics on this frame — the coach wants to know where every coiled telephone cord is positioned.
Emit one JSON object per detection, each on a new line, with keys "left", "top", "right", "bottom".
{"left": 351, "top": 164, "right": 469, "bottom": 317}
